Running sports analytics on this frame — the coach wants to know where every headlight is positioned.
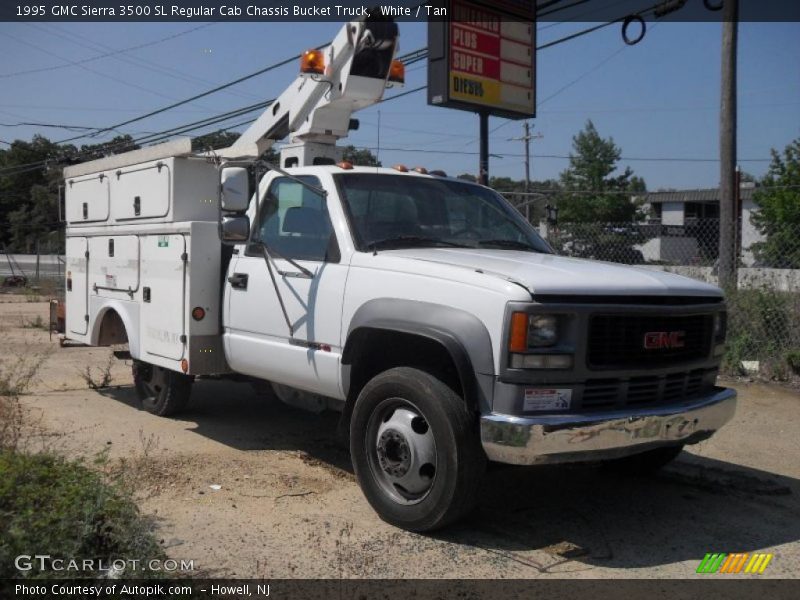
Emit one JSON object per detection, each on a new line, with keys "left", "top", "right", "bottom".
{"left": 529, "top": 315, "right": 558, "bottom": 347}
{"left": 508, "top": 312, "right": 570, "bottom": 369}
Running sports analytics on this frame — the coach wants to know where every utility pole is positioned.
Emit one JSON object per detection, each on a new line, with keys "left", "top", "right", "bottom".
{"left": 718, "top": 0, "right": 738, "bottom": 289}
{"left": 479, "top": 111, "right": 489, "bottom": 186}
{"left": 508, "top": 122, "right": 543, "bottom": 222}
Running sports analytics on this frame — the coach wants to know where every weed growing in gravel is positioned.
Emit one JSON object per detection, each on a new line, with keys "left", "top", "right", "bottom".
{"left": 78, "top": 351, "right": 115, "bottom": 389}
{"left": 21, "top": 315, "right": 47, "bottom": 330}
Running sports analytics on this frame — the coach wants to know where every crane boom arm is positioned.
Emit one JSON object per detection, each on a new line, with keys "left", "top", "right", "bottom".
{"left": 216, "top": 16, "right": 400, "bottom": 162}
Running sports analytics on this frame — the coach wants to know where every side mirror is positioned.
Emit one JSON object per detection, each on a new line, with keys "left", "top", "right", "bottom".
{"left": 221, "top": 215, "right": 250, "bottom": 243}
{"left": 221, "top": 167, "right": 250, "bottom": 212}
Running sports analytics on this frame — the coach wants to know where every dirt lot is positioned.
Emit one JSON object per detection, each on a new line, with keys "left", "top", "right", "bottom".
{"left": 3, "top": 297, "right": 800, "bottom": 579}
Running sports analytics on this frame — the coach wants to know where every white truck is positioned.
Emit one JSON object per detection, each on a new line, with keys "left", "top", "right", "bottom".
{"left": 61, "top": 16, "right": 736, "bottom": 532}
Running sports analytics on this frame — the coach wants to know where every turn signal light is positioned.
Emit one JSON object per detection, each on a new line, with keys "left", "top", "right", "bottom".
{"left": 388, "top": 59, "right": 405, "bottom": 84}
{"left": 509, "top": 312, "right": 528, "bottom": 352}
{"left": 180, "top": 359, "right": 189, "bottom": 373}
{"left": 300, "top": 49, "right": 325, "bottom": 75}
{"left": 191, "top": 306, "right": 206, "bottom": 321}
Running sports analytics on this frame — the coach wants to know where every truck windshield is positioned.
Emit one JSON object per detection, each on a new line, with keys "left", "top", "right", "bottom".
{"left": 334, "top": 173, "right": 552, "bottom": 253}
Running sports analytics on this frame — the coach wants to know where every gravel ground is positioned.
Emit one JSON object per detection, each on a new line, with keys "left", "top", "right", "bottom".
{"left": 3, "top": 298, "right": 799, "bottom": 579}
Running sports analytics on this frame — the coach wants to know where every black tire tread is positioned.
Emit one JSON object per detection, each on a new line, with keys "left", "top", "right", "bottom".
{"left": 133, "top": 360, "right": 193, "bottom": 417}
{"left": 350, "top": 366, "right": 485, "bottom": 532}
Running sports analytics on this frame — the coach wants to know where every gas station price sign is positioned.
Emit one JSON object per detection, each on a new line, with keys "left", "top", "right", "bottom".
{"left": 428, "top": 0, "right": 536, "bottom": 119}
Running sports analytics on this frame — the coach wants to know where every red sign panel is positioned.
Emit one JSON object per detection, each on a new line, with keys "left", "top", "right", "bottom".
{"left": 450, "top": 23, "right": 500, "bottom": 56}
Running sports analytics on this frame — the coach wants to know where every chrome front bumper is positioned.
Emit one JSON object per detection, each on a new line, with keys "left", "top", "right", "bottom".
{"left": 480, "top": 387, "right": 737, "bottom": 465}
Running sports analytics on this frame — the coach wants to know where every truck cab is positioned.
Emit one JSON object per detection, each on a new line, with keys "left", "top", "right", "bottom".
{"left": 219, "top": 164, "right": 736, "bottom": 530}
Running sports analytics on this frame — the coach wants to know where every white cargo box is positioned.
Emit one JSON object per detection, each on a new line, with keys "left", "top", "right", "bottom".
{"left": 65, "top": 222, "right": 229, "bottom": 375}
{"left": 65, "top": 155, "right": 219, "bottom": 227}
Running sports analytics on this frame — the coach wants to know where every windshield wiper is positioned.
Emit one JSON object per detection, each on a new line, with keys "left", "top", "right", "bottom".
{"left": 368, "top": 235, "right": 468, "bottom": 254}
{"left": 478, "top": 239, "right": 540, "bottom": 252}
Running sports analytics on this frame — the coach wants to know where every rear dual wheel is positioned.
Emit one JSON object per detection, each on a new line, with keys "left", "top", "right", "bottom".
{"left": 350, "top": 367, "right": 485, "bottom": 532}
{"left": 132, "top": 360, "right": 193, "bottom": 416}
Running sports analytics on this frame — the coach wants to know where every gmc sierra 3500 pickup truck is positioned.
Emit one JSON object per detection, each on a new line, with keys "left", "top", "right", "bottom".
{"left": 61, "top": 15, "right": 736, "bottom": 532}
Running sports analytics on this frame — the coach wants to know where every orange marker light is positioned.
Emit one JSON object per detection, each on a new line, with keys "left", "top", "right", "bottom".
{"left": 337, "top": 161, "right": 354, "bottom": 170}
{"left": 430, "top": 170, "right": 447, "bottom": 177}
{"left": 191, "top": 306, "right": 206, "bottom": 321}
{"left": 509, "top": 312, "right": 529, "bottom": 352}
{"left": 388, "top": 59, "right": 405, "bottom": 84}
{"left": 180, "top": 359, "right": 189, "bottom": 373}
{"left": 392, "top": 164, "right": 409, "bottom": 172}
{"left": 300, "top": 49, "right": 325, "bottom": 75}
{"left": 413, "top": 167, "right": 428, "bottom": 174}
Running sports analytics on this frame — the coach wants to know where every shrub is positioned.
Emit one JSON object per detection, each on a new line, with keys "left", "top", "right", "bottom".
{"left": 723, "top": 287, "right": 800, "bottom": 380}
{"left": 0, "top": 451, "right": 164, "bottom": 579}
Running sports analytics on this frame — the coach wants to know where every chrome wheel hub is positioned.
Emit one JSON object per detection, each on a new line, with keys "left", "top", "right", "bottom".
{"left": 368, "top": 403, "right": 437, "bottom": 504}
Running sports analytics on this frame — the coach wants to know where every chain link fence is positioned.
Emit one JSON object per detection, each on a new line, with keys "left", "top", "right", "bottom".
{"left": 523, "top": 211, "right": 800, "bottom": 381}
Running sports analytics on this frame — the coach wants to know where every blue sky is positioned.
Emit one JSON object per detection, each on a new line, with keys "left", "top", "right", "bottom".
{"left": 0, "top": 19, "right": 797, "bottom": 190}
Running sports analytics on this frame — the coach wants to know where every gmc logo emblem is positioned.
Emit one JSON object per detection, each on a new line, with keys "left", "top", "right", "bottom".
{"left": 644, "top": 331, "right": 686, "bottom": 350}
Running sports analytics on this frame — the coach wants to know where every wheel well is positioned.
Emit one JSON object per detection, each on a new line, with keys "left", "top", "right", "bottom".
{"left": 96, "top": 309, "right": 128, "bottom": 346}
{"left": 344, "top": 329, "right": 464, "bottom": 404}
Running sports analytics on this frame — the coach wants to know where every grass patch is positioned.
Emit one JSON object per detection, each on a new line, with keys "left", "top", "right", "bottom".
{"left": 21, "top": 315, "right": 48, "bottom": 330}
{"left": 0, "top": 451, "right": 166, "bottom": 579}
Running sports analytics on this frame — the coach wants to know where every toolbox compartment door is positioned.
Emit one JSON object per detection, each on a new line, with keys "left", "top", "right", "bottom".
{"left": 140, "top": 234, "right": 186, "bottom": 361}
{"left": 65, "top": 237, "right": 89, "bottom": 335}
{"left": 112, "top": 164, "right": 171, "bottom": 221}
{"left": 88, "top": 235, "right": 140, "bottom": 297}
{"left": 65, "top": 175, "right": 110, "bottom": 224}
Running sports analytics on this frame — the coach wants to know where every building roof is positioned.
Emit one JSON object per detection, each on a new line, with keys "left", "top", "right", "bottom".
{"left": 644, "top": 185, "right": 757, "bottom": 204}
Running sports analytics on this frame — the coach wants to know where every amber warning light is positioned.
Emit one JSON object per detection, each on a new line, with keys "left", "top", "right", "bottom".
{"left": 388, "top": 60, "right": 405, "bottom": 84}
{"left": 300, "top": 49, "right": 325, "bottom": 75}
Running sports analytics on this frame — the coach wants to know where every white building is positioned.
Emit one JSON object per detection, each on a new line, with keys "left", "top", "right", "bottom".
{"left": 636, "top": 183, "right": 763, "bottom": 266}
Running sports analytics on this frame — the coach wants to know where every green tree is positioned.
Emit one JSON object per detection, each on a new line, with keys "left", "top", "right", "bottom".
{"left": 558, "top": 120, "right": 645, "bottom": 223}
{"left": 751, "top": 138, "right": 800, "bottom": 268}
{"left": 76, "top": 135, "right": 138, "bottom": 162}
{"left": 192, "top": 131, "right": 240, "bottom": 152}
{"left": 342, "top": 145, "right": 380, "bottom": 166}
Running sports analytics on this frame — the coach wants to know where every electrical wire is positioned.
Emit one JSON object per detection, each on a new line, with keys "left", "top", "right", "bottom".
{"left": 0, "top": 23, "right": 215, "bottom": 79}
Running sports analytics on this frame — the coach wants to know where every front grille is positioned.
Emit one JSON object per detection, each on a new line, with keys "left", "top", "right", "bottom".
{"left": 588, "top": 313, "right": 713, "bottom": 369}
{"left": 581, "top": 368, "right": 716, "bottom": 411}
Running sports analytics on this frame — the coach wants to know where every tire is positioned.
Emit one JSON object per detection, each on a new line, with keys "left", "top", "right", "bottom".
{"left": 602, "top": 444, "right": 684, "bottom": 476}
{"left": 249, "top": 378, "right": 278, "bottom": 401}
{"left": 350, "top": 367, "right": 485, "bottom": 532}
{"left": 132, "top": 360, "right": 193, "bottom": 417}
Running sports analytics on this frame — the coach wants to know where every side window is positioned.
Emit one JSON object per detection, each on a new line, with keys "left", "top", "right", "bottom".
{"left": 254, "top": 176, "right": 339, "bottom": 262}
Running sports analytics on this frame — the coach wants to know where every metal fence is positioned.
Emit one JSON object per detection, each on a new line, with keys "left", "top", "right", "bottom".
{"left": 1, "top": 253, "right": 65, "bottom": 289}
{"left": 533, "top": 217, "right": 800, "bottom": 381}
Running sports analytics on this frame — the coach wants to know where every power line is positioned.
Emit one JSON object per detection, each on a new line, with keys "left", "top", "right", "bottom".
{"left": 34, "top": 23, "right": 263, "bottom": 103}
{"left": 346, "top": 146, "right": 771, "bottom": 163}
{"left": 0, "top": 83, "right": 423, "bottom": 176}
{"left": 0, "top": 23, "right": 215, "bottom": 79}
{"left": 0, "top": 30, "right": 217, "bottom": 112}
{"left": 53, "top": 45, "right": 426, "bottom": 146}
{"left": 0, "top": 122, "right": 98, "bottom": 131}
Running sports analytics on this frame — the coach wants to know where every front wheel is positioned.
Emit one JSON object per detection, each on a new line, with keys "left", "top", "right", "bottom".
{"left": 132, "top": 360, "right": 193, "bottom": 417}
{"left": 350, "top": 367, "right": 485, "bottom": 532}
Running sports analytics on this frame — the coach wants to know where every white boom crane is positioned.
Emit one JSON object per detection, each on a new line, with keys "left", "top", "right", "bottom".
{"left": 216, "top": 16, "right": 402, "bottom": 166}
